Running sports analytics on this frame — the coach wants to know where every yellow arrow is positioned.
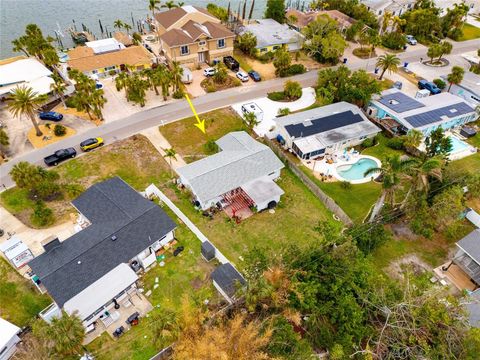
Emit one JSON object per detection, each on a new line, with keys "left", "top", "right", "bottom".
{"left": 184, "top": 94, "right": 206, "bottom": 134}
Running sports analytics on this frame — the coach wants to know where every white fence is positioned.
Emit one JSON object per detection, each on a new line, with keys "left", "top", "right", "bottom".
{"left": 145, "top": 184, "right": 230, "bottom": 264}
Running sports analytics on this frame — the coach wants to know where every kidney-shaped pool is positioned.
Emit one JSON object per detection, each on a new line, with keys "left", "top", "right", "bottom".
{"left": 336, "top": 158, "right": 379, "bottom": 182}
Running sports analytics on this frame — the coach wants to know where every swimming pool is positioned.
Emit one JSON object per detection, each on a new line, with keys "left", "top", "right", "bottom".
{"left": 336, "top": 158, "right": 378, "bottom": 181}
{"left": 449, "top": 135, "right": 469, "bottom": 154}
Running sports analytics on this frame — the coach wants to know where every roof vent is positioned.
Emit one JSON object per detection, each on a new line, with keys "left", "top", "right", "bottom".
{"left": 111, "top": 235, "right": 117, "bottom": 241}
{"left": 389, "top": 100, "right": 399, "bottom": 105}
{"left": 449, "top": 108, "right": 458, "bottom": 113}
{"left": 77, "top": 261, "right": 82, "bottom": 265}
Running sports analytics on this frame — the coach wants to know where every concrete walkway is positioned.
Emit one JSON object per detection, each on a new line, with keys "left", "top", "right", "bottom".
{"left": 0, "top": 205, "right": 77, "bottom": 256}
{"left": 140, "top": 126, "right": 187, "bottom": 170}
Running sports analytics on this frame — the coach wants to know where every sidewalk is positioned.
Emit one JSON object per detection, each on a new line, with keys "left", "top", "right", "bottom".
{"left": 140, "top": 126, "right": 187, "bottom": 170}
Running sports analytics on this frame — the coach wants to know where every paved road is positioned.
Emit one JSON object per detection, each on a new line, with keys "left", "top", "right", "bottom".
{"left": 0, "top": 39, "right": 478, "bottom": 188}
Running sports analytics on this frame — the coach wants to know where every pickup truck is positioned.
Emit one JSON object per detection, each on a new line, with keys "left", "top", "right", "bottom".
{"left": 44, "top": 147, "right": 77, "bottom": 166}
{"left": 223, "top": 56, "right": 240, "bottom": 72}
{"left": 418, "top": 79, "right": 441, "bottom": 95}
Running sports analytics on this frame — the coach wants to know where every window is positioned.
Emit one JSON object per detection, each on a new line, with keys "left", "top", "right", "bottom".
{"left": 273, "top": 45, "right": 280, "bottom": 50}
{"left": 198, "top": 40, "right": 206, "bottom": 46}
{"left": 92, "top": 70, "right": 98, "bottom": 74}
{"left": 180, "top": 45, "right": 189, "bottom": 55}
{"left": 217, "top": 38, "right": 225, "bottom": 48}
{"left": 378, "top": 10, "right": 382, "bottom": 15}
{"left": 104, "top": 66, "right": 115, "bottom": 71}
{"left": 260, "top": 48, "right": 267, "bottom": 52}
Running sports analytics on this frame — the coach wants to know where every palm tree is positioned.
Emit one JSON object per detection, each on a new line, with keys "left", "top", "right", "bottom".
{"left": 376, "top": 54, "right": 400, "bottom": 80}
{"left": 132, "top": 32, "right": 142, "bottom": 45}
{"left": 163, "top": 148, "right": 177, "bottom": 176}
{"left": 364, "top": 154, "right": 416, "bottom": 207}
{"left": 90, "top": 88, "right": 107, "bottom": 120}
{"left": 143, "top": 68, "right": 159, "bottom": 95}
{"left": 163, "top": 0, "right": 178, "bottom": 9}
{"left": 170, "top": 61, "right": 183, "bottom": 93}
{"left": 113, "top": 19, "right": 124, "bottom": 31}
{"left": 244, "top": 112, "right": 259, "bottom": 131}
{"left": 447, "top": 66, "right": 465, "bottom": 91}
{"left": 149, "top": 0, "right": 162, "bottom": 37}
{"left": 381, "top": 11, "right": 393, "bottom": 34}
{"left": 10, "top": 161, "right": 42, "bottom": 188}
{"left": 403, "top": 129, "right": 423, "bottom": 150}
{"left": 410, "top": 157, "right": 443, "bottom": 194}
{"left": 50, "top": 73, "right": 67, "bottom": 108}
{"left": 7, "top": 85, "right": 46, "bottom": 136}
{"left": 157, "top": 65, "right": 172, "bottom": 100}
{"left": 123, "top": 23, "right": 132, "bottom": 34}
{"left": 12, "top": 38, "right": 29, "bottom": 56}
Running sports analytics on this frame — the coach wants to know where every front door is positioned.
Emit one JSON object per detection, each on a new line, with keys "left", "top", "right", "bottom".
{"left": 198, "top": 51, "right": 206, "bottom": 63}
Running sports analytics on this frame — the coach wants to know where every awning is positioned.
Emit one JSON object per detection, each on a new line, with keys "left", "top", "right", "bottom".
{"left": 63, "top": 263, "right": 138, "bottom": 320}
{"left": 242, "top": 177, "right": 284, "bottom": 206}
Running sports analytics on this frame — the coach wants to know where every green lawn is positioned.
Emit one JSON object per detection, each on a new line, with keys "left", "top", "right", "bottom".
{"left": 459, "top": 23, "right": 480, "bottom": 41}
{"left": 448, "top": 153, "right": 480, "bottom": 175}
{"left": 362, "top": 133, "right": 405, "bottom": 161}
{"left": 87, "top": 210, "right": 216, "bottom": 360}
{"left": 0, "top": 257, "right": 51, "bottom": 327}
{"left": 160, "top": 107, "right": 246, "bottom": 163}
{"left": 0, "top": 135, "right": 172, "bottom": 228}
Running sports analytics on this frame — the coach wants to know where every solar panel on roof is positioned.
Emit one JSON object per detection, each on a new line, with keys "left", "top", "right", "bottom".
{"left": 285, "top": 111, "right": 364, "bottom": 138}
{"left": 404, "top": 102, "right": 474, "bottom": 128}
{"left": 378, "top": 92, "right": 425, "bottom": 113}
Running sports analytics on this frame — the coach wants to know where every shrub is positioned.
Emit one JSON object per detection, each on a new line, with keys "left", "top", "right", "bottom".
{"left": 267, "top": 91, "right": 286, "bottom": 101}
{"left": 381, "top": 32, "right": 406, "bottom": 50}
{"left": 45, "top": 123, "right": 51, "bottom": 129}
{"left": 203, "top": 139, "right": 219, "bottom": 154}
{"left": 277, "top": 107, "right": 290, "bottom": 117}
{"left": 64, "top": 183, "right": 85, "bottom": 199}
{"left": 108, "top": 69, "right": 117, "bottom": 76}
{"left": 284, "top": 80, "right": 302, "bottom": 100}
{"left": 348, "top": 223, "right": 391, "bottom": 255}
{"left": 386, "top": 137, "right": 405, "bottom": 150}
{"left": 54, "top": 124, "right": 66, "bottom": 137}
{"left": 278, "top": 64, "right": 306, "bottom": 77}
{"left": 361, "top": 138, "right": 374, "bottom": 148}
{"left": 205, "top": 84, "right": 217, "bottom": 93}
{"left": 172, "top": 90, "right": 184, "bottom": 99}
{"left": 447, "top": 28, "right": 462, "bottom": 41}
{"left": 257, "top": 51, "right": 274, "bottom": 63}
{"left": 340, "top": 181, "right": 352, "bottom": 190}
{"left": 232, "top": 78, "right": 242, "bottom": 87}
{"left": 31, "top": 180, "right": 62, "bottom": 201}
{"left": 433, "top": 78, "right": 446, "bottom": 89}
{"left": 31, "top": 201, "right": 55, "bottom": 227}
{"left": 65, "top": 97, "right": 76, "bottom": 108}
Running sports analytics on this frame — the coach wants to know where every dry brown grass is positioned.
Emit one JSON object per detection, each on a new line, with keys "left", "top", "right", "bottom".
{"left": 27, "top": 124, "right": 76, "bottom": 149}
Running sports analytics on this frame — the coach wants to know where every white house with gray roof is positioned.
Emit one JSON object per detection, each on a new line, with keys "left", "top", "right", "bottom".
{"left": 28, "top": 177, "right": 176, "bottom": 328}
{"left": 274, "top": 102, "right": 381, "bottom": 160}
{"left": 369, "top": 89, "right": 477, "bottom": 136}
{"left": 238, "top": 19, "right": 304, "bottom": 52}
{"left": 442, "top": 71, "right": 480, "bottom": 107}
{"left": 176, "top": 131, "right": 284, "bottom": 211}
{"left": 450, "top": 229, "right": 480, "bottom": 291}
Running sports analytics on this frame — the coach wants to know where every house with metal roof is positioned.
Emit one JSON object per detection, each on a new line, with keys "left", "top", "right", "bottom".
{"left": 446, "top": 229, "right": 480, "bottom": 291}
{"left": 274, "top": 102, "right": 381, "bottom": 160}
{"left": 176, "top": 131, "right": 284, "bottom": 213}
{"left": 0, "top": 318, "right": 21, "bottom": 360}
{"left": 238, "top": 19, "right": 304, "bottom": 53}
{"left": 441, "top": 71, "right": 480, "bottom": 107}
{"left": 28, "top": 177, "right": 176, "bottom": 328}
{"left": 368, "top": 89, "right": 477, "bottom": 136}
{"left": 156, "top": 6, "right": 235, "bottom": 67}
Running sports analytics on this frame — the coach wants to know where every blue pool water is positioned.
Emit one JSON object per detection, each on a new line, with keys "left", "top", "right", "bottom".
{"left": 337, "top": 158, "right": 378, "bottom": 181}
{"left": 448, "top": 135, "right": 469, "bottom": 154}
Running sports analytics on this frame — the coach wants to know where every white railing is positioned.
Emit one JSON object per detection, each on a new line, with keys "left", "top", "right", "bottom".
{"left": 39, "top": 303, "right": 62, "bottom": 323}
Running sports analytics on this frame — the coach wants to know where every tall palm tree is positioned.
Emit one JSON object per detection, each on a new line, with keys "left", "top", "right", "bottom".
{"left": 50, "top": 73, "right": 67, "bottom": 108}
{"left": 7, "top": 85, "right": 46, "bottom": 136}
{"left": 403, "top": 129, "right": 423, "bottom": 149}
{"left": 410, "top": 156, "right": 443, "bottom": 194}
{"left": 364, "top": 154, "right": 416, "bottom": 207}
{"left": 113, "top": 19, "right": 124, "bottom": 31}
{"left": 244, "top": 111, "right": 259, "bottom": 131}
{"left": 123, "top": 23, "right": 132, "bottom": 34}
{"left": 163, "top": 0, "right": 178, "bottom": 9}
{"left": 170, "top": 61, "right": 183, "bottom": 93}
{"left": 157, "top": 65, "right": 172, "bottom": 100}
{"left": 143, "top": 68, "right": 159, "bottom": 95}
{"left": 132, "top": 32, "right": 142, "bottom": 45}
{"left": 381, "top": 11, "right": 393, "bottom": 34}
{"left": 447, "top": 66, "right": 465, "bottom": 91}
{"left": 40, "top": 311, "right": 85, "bottom": 357}
{"left": 12, "top": 38, "right": 29, "bottom": 57}
{"left": 149, "top": 0, "right": 162, "bottom": 34}
{"left": 163, "top": 148, "right": 177, "bottom": 176}
{"left": 376, "top": 54, "right": 400, "bottom": 80}
{"left": 90, "top": 88, "right": 107, "bottom": 120}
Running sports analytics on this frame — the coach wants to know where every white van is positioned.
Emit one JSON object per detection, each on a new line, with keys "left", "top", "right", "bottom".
{"left": 181, "top": 66, "right": 193, "bottom": 84}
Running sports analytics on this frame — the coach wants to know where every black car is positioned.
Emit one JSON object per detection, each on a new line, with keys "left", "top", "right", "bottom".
{"left": 39, "top": 111, "right": 63, "bottom": 121}
{"left": 223, "top": 56, "right": 240, "bottom": 72}
{"left": 44, "top": 147, "right": 77, "bottom": 166}
{"left": 248, "top": 70, "right": 261, "bottom": 82}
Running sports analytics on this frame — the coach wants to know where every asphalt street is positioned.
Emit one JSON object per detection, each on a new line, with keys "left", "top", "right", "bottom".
{"left": 0, "top": 38, "right": 478, "bottom": 188}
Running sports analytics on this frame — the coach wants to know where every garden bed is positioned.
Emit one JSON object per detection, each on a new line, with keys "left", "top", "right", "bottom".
{"left": 200, "top": 75, "right": 241, "bottom": 93}
{"left": 27, "top": 124, "right": 76, "bottom": 149}
{"left": 352, "top": 47, "right": 377, "bottom": 59}
{"left": 267, "top": 91, "right": 300, "bottom": 102}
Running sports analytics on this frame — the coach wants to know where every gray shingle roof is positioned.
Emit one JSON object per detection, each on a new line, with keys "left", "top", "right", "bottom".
{"left": 457, "top": 229, "right": 480, "bottom": 264}
{"left": 29, "top": 177, "right": 176, "bottom": 307}
{"left": 211, "top": 263, "right": 246, "bottom": 298}
{"left": 176, "top": 132, "right": 284, "bottom": 204}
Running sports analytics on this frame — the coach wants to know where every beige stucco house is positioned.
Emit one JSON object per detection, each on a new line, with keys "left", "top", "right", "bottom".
{"left": 155, "top": 5, "right": 235, "bottom": 68}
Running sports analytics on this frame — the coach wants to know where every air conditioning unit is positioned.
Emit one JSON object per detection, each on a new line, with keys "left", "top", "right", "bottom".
{"left": 366, "top": 107, "right": 378, "bottom": 118}
{"left": 415, "top": 89, "right": 430, "bottom": 99}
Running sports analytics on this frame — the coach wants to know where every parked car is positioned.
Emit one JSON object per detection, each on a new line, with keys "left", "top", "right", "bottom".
{"left": 392, "top": 81, "right": 403, "bottom": 90}
{"left": 203, "top": 67, "right": 217, "bottom": 77}
{"left": 181, "top": 66, "right": 193, "bottom": 84}
{"left": 80, "top": 137, "right": 104, "bottom": 151}
{"left": 95, "top": 82, "right": 103, "bottom": 89}
{"left": 236, "top": 71, "right": 249, "bottom": 82}
{"left": 223, "top": 56, "right": 240, "bottom": 72}
{"left": 248, "top": 70, "right": 261, "bottom": 82}
{"left": 418, "top": 79, "right": 441, "bottom": 95}
{"left": 44, "top": 148, "right": 77, "bottom": 166}
{"left": 39, "top": 111, "right": 63, "bottom": 121}
{"left": 406, "top": 35, "right": 417, "bottom": 45}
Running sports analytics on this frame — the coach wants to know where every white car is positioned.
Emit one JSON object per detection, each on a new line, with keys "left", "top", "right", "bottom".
{"left": 406, "top": 35, "right": 417, "bottom": 45}
{"left": 203, "top": 67, "right": 216, "bottom": 77}
{"left": 236, "top": 71, "right": 249, "bottom": 82}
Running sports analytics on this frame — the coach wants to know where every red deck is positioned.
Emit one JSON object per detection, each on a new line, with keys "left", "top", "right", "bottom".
{"left": 222, "top": 188, "right": 255, "bottom": 222}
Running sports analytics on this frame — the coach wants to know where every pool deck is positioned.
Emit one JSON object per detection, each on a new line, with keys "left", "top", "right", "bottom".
{"left": 418, "top": 132, "right": 478, "bottom": 161}
{"left": 304, "top": 151, "right": 381, "bottom": 184}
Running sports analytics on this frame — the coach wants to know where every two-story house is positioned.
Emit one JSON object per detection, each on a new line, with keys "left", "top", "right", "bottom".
{"left": 155, "top": 5, "right": 235, "bottom": 67}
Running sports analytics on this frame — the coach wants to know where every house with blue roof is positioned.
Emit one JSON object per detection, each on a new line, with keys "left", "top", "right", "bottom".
{"left": 368, "top": 89, "right": 477, "bottom": 136}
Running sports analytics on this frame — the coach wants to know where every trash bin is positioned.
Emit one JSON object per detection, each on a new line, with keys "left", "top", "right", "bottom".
{"left": 343, "top": 58, "right": 347, "bottom": 64}
{"left": 374, "top": 68, "right": 379, "bottom": 74}
{"left": 403, "top": 62, "right": 409, "bottom": 68}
